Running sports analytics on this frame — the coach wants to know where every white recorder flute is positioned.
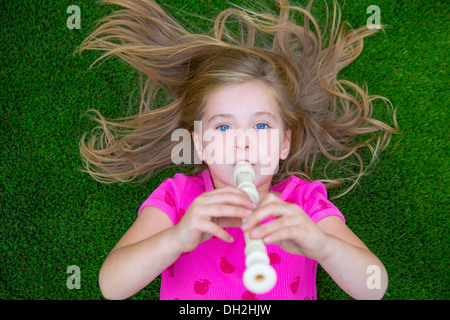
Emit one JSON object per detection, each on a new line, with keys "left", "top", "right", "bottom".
{"left": 234, "top": 161, "right": 277, "bottom": 294}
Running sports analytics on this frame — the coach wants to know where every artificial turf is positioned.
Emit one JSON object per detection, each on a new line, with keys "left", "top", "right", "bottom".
{"left": 1, "top": 0, "right": 448, "bottom": 300}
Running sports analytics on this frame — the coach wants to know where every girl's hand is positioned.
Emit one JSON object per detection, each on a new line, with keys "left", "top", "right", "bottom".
{"left": 243, "top": 192, "right": 329, "bottom": 260}
{"left": 173, "top": 186, "right": 255, "bottom": 253}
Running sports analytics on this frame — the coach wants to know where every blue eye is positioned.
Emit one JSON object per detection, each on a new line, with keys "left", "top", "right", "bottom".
{"left": 217, "top": 124, "right": 230, "bottom": 131}
{"left": 254, "top": 123, "right": 269, "bottom": 130}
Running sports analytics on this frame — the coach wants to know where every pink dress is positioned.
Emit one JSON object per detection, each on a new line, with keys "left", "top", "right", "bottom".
{"left": 138, "top": 169, "right": 345, "bottom": 300}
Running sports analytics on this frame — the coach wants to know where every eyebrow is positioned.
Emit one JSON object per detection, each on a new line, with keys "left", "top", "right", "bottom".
{"left": 207, "top": 112, "right": 277, "bottom": 125}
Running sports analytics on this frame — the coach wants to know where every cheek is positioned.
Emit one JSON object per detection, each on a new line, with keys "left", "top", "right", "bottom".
{"left": 256, "top": 130, "right": 281, "bottom": 158}
{"left": 256, "top": 130, "right": 282, "bottom": 176}
{"left": 202, "top": 132, "right": 230, "bottom": 164}
{"left": 207, "top": 161, "right": 236, "bottom": 187}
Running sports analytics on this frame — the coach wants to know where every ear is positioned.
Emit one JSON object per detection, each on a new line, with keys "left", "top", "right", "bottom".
{"left": 280, "top": 130, "right": 291, "bottom": 160}
{"left": 192, "top": 131, "right": 204, "bottom": 161}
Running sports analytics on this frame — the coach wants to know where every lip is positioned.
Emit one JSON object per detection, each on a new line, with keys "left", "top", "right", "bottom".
{"left": 235, "top": 160, "right": 256, "bottom": 166}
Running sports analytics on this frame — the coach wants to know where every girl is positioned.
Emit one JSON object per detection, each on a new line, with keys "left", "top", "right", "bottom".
{"left": 77, "top": 0, "right": 398, "bottom": 300}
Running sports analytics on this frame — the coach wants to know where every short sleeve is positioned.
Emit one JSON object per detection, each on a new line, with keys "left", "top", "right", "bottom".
{"left": 138, "top": 174, "right": 186, "bottom": 224}
{"left": 290, "top": 180, "right": 345, "bottom": 224}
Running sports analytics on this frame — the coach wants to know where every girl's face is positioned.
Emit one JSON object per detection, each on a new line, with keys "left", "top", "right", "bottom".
{"left": 192, "top": 81, "right": 291, "bottom": 193}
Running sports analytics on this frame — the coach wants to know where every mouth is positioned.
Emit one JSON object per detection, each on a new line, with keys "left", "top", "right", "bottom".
{"left": 234, "top": 161, "right": 256, "bottom": 167}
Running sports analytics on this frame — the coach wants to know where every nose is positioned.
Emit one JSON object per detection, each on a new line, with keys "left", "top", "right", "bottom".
{"left": 235, "top": 129, "right": 250, "bottom": 150}
{"left": 234, "top": 129, "right": 259, "bottom": 164}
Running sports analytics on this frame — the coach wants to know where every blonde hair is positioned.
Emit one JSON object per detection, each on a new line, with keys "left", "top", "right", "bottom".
{"left": 76, "top": 0, "right": 398, "bottom": 198}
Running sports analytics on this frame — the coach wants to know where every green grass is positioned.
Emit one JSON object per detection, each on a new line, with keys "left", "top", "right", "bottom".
{"left": 1, "top": 0, "right": 448, "bottom": 300}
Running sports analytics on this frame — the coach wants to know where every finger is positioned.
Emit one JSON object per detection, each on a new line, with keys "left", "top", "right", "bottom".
{"left": 212, "top": 185, "right": 256, "bottom": 202}
{"left": 249, "top": 215, "right": 299, "bottom": 240}
{"left": 208, "top": 204, "right": 252, "bottom": 219}
{"left": 203, "top": 191, "right": 256, "bottom": 210}
{"left": 262, "top": 226, "right": 300, "bottom": 245}
{"left": 199, "top": 219, "right": 234, "bottom": 243}
{"left": 256, "top": 192, "right": 281, "bottom": 207}
{"left": 244, "top": 201, "right": 291, "bottom": 231}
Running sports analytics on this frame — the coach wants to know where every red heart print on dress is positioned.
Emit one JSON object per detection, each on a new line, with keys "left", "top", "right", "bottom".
{"left": 241, "top": 290, "right": 258, "bottom": 300}
{"left": 168, "top": 264, "right": 174, "bottom": 277}
{"left": 268, "top": 252, "right": 280, "bottom": 265}
{"left": 318, "top": 199, "right": 332, "bottom": 209}
{"left": 175, "top": 208, "right": 185, "bottom": 224}
{"left": 285, "top": 196, "right": 297, "bottom": 204}
{"left": 219, "top": 257, "right": 235, "bottom": 273}
{"left": 290, "top": 276, "right": 301, "bottom": 294}
{"left": 164, "top": 192, "right": 175, "bottom": 207}
{"left": 194, "top": 279, "right": 211, "bottom": 295}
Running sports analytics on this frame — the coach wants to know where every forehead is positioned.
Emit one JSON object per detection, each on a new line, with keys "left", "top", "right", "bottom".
{"left": 203, "top": 81, "right": 281, "bottom": 121}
